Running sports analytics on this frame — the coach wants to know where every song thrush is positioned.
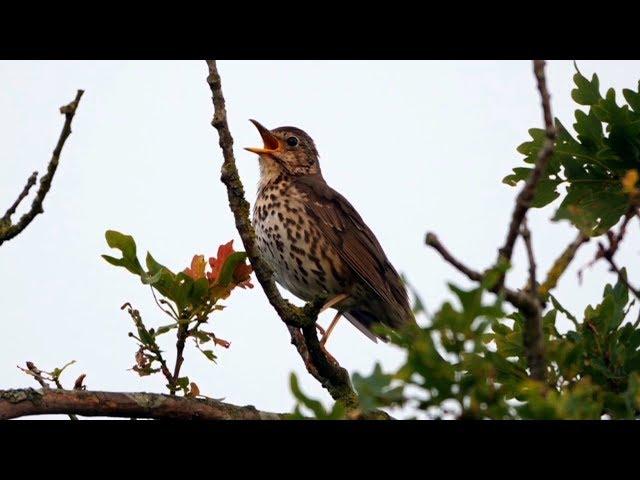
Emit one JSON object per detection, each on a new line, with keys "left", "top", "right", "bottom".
{"left": 245, "top": 120, "right": 416, "bottom": 344}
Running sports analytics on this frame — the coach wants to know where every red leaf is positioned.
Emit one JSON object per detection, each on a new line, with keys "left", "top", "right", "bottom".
{"left": 207, "top": 240, "right": 235, "bottom": 284}
{"left": 184, "top": 254, "right": 206, "bottom": 280}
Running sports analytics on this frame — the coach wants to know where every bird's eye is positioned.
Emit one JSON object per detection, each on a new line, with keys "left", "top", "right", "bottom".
{"left": 286, "top": 136, "right": 299, "bottom": 147}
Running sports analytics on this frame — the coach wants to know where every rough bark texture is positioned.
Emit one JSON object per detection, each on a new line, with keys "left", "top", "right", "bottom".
{"left": 205, "top": 60, "right": 361, "bottom": 409}
{"left": 0, "top": 388, "right": 285, "bottom": 420}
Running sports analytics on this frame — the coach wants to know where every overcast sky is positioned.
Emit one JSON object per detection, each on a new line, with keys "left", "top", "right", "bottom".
{"left": 1, "top": 60, "right": 639, "bottom": 418}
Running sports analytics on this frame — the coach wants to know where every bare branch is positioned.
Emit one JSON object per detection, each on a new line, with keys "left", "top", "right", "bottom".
{"left": 579, "top": 206, "right": 639, "bottom": 299}
{"left": 520, "top": 219, "right": 537, "bottom": 293}
{"left": 172, "top": 323, "right": 188, "bottom": 394}
{"left": 424, "top": 60, "right": 555, "bottom": 382}
{"left": 0, "top": 90, "right": 84, "bottom": 246}
{"left": 205, "top": 60, "right": 358, "bottom": 408}
{"left": 497, "top": 60, "right": 556, "bottom": 280}
{"left": 599, "top": 244, "right": 640, "bottom": 301}
{"left": 0, "top": 388, "right": 285, "bottom": 420}
{"left": 18, "top": 361, "right": 79, "bottom": 420}
{"left": 425, "top": 232, "right": 534, "bottom": 312}
{"left": 1, "top": 172, "right": 38, "bottom": 224}
{"left": 19, "top": 362, "right": 50, "bottom": 389}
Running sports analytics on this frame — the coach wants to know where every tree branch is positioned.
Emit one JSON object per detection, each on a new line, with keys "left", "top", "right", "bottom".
{"left": 1, "top": 172, "right": 38, "bottom": 224}
{"left": 599, "top": 245, "right": 640, "bottom": 301}
{"left": 204, "top": 60, "right": 359, "bottom": 408}
{"left": 0, "top": 388, "right": 285, "bottom": 420}
{"left": 0, "top": 90, "right": 84, "bottom": 246}
{"left": 520, "top": 219, "right": 537, "bottom": 293}
{"left": 425, "top": 232, "right": 535, "bottom": 312}
{"left": 425, "top": 60, "right": 555, "bottom": 382}
{"left": 580, "top": 206, "right": 639, "bottom": 299}
{"left": 496, "top": 60, "right": 556, "bottom": 280}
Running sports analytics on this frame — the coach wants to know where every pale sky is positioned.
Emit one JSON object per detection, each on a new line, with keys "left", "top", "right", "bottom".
{"left": 1, "top": 60, "right": 638, "bottom": 418}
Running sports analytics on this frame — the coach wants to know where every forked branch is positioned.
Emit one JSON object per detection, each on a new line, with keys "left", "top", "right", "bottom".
{"left": 0, "top": 90, "right": 84, "bottom": 246}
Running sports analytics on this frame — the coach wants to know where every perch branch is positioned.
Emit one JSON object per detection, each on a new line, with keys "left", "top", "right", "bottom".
{"left": 0, "top": 90, "right": 84, "bottom": 246}
{"left": 205, "top": 60, "right": 359, "bottom": 408}
{"left": 0, "top": 388, "right": 285, "bottom": 420}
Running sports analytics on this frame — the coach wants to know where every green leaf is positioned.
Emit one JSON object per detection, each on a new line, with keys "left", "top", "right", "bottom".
{"left": 623, "top": 84, "right": 640, "bottom": 114}
{"left": 352, "top": 363, "right": 404, "bottom": 412}
{"left": 177, "top": 376, "right": 190, "bottom": 392}
{"left": 502, "top": 167, "right": 561, "bottom": 208}
{"left": 102, "top": 230, "right": 144, "bottom": 275}
{"left": 289, "top": 373, "right": 330, "bottom": 418}
{"left": 200, "top": 350, "right": 217, "bottom": 362}
{"left": 572, "top": 71, "right": 601, "bottom": 106}
{"left": 155, "top": 323, "right": 177, "bottom": 336}
{"left": 506, "top": 72, "right": 637, "bottom": 237}
{"left": 553, "top": 181, "right": 630, "bottom": 236}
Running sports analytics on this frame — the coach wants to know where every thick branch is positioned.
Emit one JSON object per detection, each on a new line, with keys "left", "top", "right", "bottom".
{"left": 0, "top": 388, "right": 285, "bottom": 420}
{"left": 205, "top": 60, "right": 358, "bottom": 407}
{"left": 0, "top": 90, "right": 84, "bottom": 246}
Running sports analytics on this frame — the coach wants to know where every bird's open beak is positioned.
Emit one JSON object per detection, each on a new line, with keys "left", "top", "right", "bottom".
{"left": 244, "top": 119, "right": 281, "bottom": 155}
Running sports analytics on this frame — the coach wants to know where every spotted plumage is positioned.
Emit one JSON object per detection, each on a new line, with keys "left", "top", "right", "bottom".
{"left": 246, "top": 120, "right": 416, "bottom": 343}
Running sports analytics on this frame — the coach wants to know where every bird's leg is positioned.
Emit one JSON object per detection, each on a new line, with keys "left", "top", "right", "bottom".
{"left": 315, "top": 323, "right": 326, "bottom": 335}
{"left": 320, "top": 311, "right": 343, "bottom": 346}
{"left": 319, "top": 293, "right": 349, "bottom": 314}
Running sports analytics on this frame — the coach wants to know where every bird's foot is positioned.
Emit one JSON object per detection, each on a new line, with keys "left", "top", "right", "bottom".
{"left": 319, "top": 293, "right": 349, "bottom": 314}
{"left": 320, "top": 311, "right": 342, "bottom": 346}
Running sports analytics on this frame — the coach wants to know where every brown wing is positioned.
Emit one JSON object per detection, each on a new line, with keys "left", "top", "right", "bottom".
{"left": 294, "top": 174, "right": 414, "bottom": 329}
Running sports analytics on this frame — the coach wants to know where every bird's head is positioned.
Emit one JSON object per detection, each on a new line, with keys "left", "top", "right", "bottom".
{"left": 245, "top": 119, "right": 321, "bottom": 177}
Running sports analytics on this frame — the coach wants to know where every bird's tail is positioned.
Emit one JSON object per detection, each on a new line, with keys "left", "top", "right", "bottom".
{"left": 343, "top": 309, "right": 384, "bottom": 343}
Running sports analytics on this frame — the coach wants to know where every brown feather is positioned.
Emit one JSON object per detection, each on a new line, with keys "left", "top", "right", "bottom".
{"left": 294, "top": 174, "right": 415, "bottom": 331}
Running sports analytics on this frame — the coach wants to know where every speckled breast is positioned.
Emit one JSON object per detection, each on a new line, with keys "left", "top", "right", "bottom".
{"left": 253, "top": 176, "right": 348, "bottom": 301}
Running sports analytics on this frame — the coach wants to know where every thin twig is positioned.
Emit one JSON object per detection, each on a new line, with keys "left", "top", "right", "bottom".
{"left": 538, "top": 232, "right": 589, "bottom": 298}
{"left": 18, "top": 361, "right": 78, "bottom": 420}
{"left": 520, "top": 219, "right": 537, "bottom": 293}
{"left": 579, "top": 206, "right": 638, "bottom": 297}
{"left": 22, "top": 362, "right": 49, "bottom": 389}
{"left": 600, "top": 246, "right": 640, "bottom": 301}
{"left": 1, "top": 172, "right": 38, "bottom": 224}
{"left": 0, "top": 90, "right": 84, "bottom": 246}
{"left": 122, "top": 303, "right": 175, "bottom": 391}
{"left": 496, "top": 60, "right": 556, "bottom": 284}
{"left": 425, "top": 232, "right": 535, "bottom": 312}
{"left": 172, "top": 323, "right": 188, "bottom": 395}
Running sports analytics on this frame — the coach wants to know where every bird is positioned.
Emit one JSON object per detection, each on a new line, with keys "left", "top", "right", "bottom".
{"left": 245, "top": 119, "right": 416, "bottom": 345}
